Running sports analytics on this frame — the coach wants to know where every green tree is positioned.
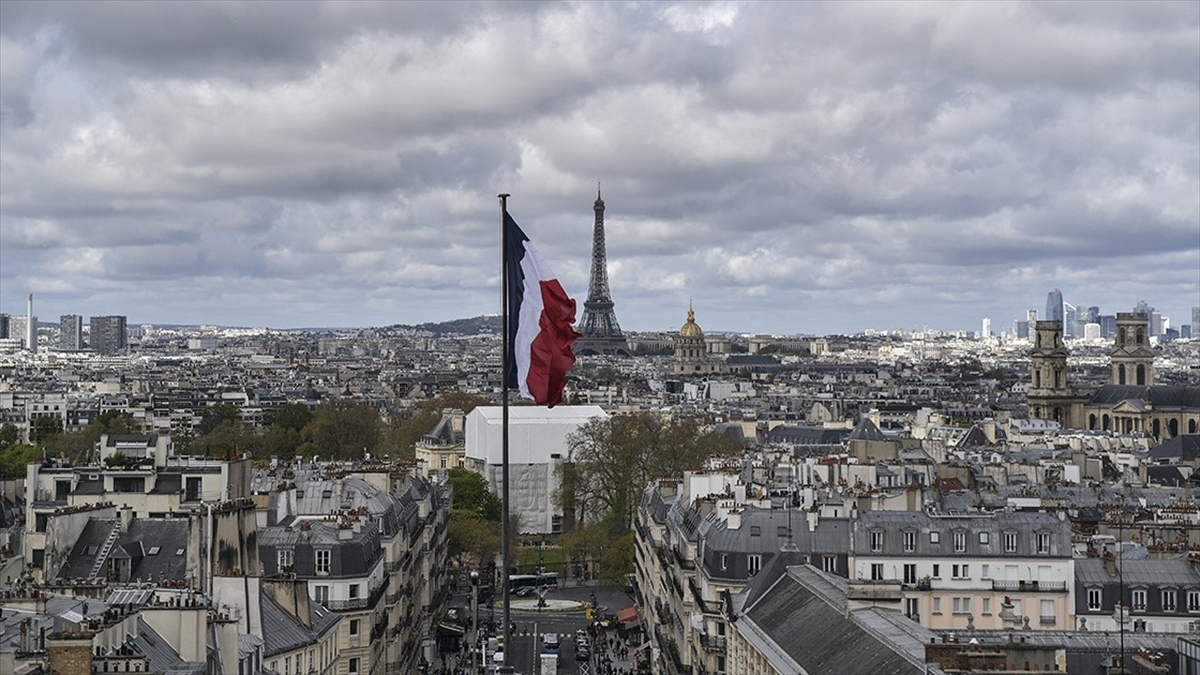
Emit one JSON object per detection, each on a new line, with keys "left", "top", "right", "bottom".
{"left": 269, "top": 403, "right": 313, "bottom": 432}
{"left": 448, "top": 510, "right": 501, "bottom": 570}
{"left": 0, "top": 420, "right": 19, "bottom": 446}
{"left": 198, "top": 404, "right": 242, "bottom": 436}
{"left": 43, "top": 410, "right": 139, "bottom": 464}
{"left": 305, "top": 400, "right": 380, "bottom": 459}
{"left": 29, "top": 416, "right": 63, "bottom": 444}
{"left": 0, "top": 423, "right": 18, "bottom": 447}
{"left": 381, "top": 392, "right": 491, "bottom": 461}
{"left": 447, "top": 467, "right": 502, "bottom": 521}
{"left": 260, "top": 425, "right": 303, "bottom": 460}
{"left": 93, "top": 410, "right": 138, "bottom": 435}
{"left": 0, "top": 443, "right": 39, "bottom": 479}
{"left": 561, "top": 412, "right": 742, "bottom": 534}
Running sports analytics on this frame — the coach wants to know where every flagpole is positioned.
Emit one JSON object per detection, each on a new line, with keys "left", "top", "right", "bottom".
{"left": 498, "top": 192, "right": 512, "bottom": 669}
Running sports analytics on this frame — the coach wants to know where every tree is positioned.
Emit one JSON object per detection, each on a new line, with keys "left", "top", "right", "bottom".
{"left": 197, "top": 404, "right": 242, "bottom": 436}
{"left": 269, "top": 403, "right": 313, "bottom": 432}
{"left": 561, "top": 412, "right": 743, "bottom": 534}
{"left": 447, "top": 467, "right": 501, "bottom": 521}
{"left": 0, "top": 443, "right": 40, "bottom": 479}
{"left": 0, "top": 423, "right": 18, "bottom": 447}
{"left": 380, "top": 392, "right": 491, "bottom": 461}
{"left": 43, "top": 410, "right": 139, "bottom": 464}
{"left": 29, "top": 416, "right": 63, "bottom": 444}
{"left": 448, "top": 510, "right": 501, "bottom": 570}
{"left": 304, "top": 400, "right": 381, "bottom": 459}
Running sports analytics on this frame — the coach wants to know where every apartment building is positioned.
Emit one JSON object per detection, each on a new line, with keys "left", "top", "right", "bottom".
{"left": 850, "top": 510, "right": 1075, "bottom": 632}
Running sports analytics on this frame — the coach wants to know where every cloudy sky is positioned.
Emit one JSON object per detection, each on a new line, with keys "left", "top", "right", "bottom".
{"left": 1, "top": 1, "right": 1197, "bottom": 336}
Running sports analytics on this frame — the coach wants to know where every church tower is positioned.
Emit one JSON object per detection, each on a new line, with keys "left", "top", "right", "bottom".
{"left": 1110, "top": 312, "right": 1155, "bottom": 386}
{"left": 673, "top": 302, "right": 714, "bottom": 376}
{"left": 1028, "top": 320, "right": 1074, "bottom": 425}
{"left": 573, "top": 187, "right": 630, "bottom": 356}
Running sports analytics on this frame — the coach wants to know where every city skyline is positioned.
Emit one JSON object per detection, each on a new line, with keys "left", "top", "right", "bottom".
{"left": 1, "top": 2, "right": 1197, "bottom": 335}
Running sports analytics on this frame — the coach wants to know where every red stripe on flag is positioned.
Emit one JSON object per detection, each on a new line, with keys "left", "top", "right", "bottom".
{"left": 526, "top": 279, "right": 580, "bottom": 407}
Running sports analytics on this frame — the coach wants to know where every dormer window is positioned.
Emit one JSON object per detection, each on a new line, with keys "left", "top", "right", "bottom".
{"left": 870, "top": 530, "right": 884, "bottom": 552}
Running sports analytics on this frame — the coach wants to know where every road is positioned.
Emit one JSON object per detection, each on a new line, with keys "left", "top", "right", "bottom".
{"left": 437, "top": 582, "right": 644, "bottom": 675}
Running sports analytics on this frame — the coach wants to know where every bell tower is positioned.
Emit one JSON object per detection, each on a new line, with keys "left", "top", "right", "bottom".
{"left": 1028, "top": 320, "right": 1073, "bottom": 425}
{"left": 1111, "top": 312, "right": 1155, "bottom": 386}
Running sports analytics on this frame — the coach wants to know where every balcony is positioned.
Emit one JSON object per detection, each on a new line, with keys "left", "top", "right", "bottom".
{"left": 991, "top": 579, "right": 1066, "bottom": 593}
{"left": 699, "top": 634, "right": 727, "bottom": 654}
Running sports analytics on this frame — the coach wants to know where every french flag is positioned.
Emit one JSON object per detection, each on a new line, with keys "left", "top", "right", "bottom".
{"left": 505, "top": 211, "right": 580, "bottom": 407}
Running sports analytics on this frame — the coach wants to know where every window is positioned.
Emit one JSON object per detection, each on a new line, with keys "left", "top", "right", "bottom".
{"left": 1132, "top": 590, "right": 1147, "bottom": 611}
{"left": 932, "top": 564, "right": 941, "bottom": 579}
{"left": 870, "top": 563, "right": 884, "bottom": 580}
{"left": 348, "top": 657, "right": 360, "bottom": 675}
{"left": 929, "top": 531, "right": 940, "bottom": 545}
{"left": 315, "top": 585, "right": 329, "bottom": 604}
{"left": 932, "top": 596, "right": 942, "bottom": 614}
{"left": 953, "top": 597, "right": 971, "bottom": 614}
{"left": 903, "top": 564, "right": 917, "bottom": 584}
{"left": 1087, "top": 588, "right": 1102, "bottom": 611}
{"left": 952, "top": 564, "right": 969, "bottom": 579}
{"left": 316, "top": 549, "right": 331, "bottom": 575}
{"left": 721, "top": 554, "right": 728, "bottom": 570}
{"left": 822, "top": 555, "right": 836, "bottom": 573}
{"left": 905, "top": 597, "right": 919, "bottom": 621}
{"left": 1163, "top": 590, "right": 1177, "bottom": 612}
{"left": 982, "top": 597, "right": 991, "bottom": 614}
{"left": 349, "top": 584, "right": 360, "bottom": 599}
{"left": 903, "top": 531, "right": 916, "bottom": 552}
{"left": 748, "top": 554, "right": 761, "bottom": 576}
{"left": 1036, "top": 533, "right": 1051, "bottom": 554}
{"left": 981, "top": 564, "right": 990, "bottom": 579}
{"left": 1004, "top": 532, "right": 1017, "bottom": 553}
{"left": 1188, "top": 590, "right": 1200, "bottom": 612}
{"left": 148, "top": 546, "right": 161, "bottom": 555}
{"left": 1040, "top": 599, "right": 1055, "bottom": 624}
{"left": 979, "top": 531, "right": 990, "bottom": 545}
{"left": 870, "top": 531, "right": 884, "bottom": 552}
{"left": 953, "top": 531, "right": 966, "bottom": 553}
{"left": 278, "top": 548, "right": 294, "bottom": 572}
{"left": 750, "top": 526, "right": 761, "bottom": 537}
{"left": 349, "top": 619, "right": 360, "bottom": 636}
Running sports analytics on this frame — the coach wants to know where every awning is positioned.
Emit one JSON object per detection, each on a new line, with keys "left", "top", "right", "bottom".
{"left": 617, "top": 605, "right": 639, "bottom": 624}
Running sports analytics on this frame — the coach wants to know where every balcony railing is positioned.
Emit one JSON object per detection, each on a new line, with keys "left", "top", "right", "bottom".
{"left": 991, "top": 579, "right": 1067, "bottom": 593}
{"left": 699, "top": 634, "right": 727, "bottom": 654}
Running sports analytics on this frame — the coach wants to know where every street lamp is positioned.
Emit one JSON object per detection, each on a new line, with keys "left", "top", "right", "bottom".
{"left": 470, "top": 570, "right": 481, "bottom": 675}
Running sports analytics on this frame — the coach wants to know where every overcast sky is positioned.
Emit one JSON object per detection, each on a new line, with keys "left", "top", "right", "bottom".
{"left": 1, "top": 1, "right": 1197, "bottom": 336}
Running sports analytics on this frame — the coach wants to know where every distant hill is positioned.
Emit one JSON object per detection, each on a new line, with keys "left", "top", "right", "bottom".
{"left": 391, "top": 315, "right": 502, "bottom": 336}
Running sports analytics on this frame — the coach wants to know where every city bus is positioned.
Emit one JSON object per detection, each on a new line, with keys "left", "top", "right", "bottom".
{"left": 508, "top": 572, "right": 559, "bottom": 595}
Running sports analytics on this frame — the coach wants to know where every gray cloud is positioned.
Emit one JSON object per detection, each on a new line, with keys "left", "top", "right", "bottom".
{"left": 1, "top": 1, "right": 1196, "bottom": 334}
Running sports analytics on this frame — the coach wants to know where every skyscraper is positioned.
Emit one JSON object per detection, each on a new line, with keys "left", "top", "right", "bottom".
{"left": 89, "top": 315, "right": 128, "bottom": 355}
{"left": 59, "top": 314, "right": 83, "bottom": 351}
{"left": 981, "top": 317, "right": 991, "bottom": 338}
{"left": 573, "top": 188, "right": 630, "bottom": 357}
{"left": 27, "top": 294, "right": 36, "bottom": 354}
{"left": 1064, "top": 303, "right": 1078, "bottom": 339}
{"left": 1192, "top": 306, "right": 1199, "bottom": 333}
{"left": 1045, "top": 289, "right": 1063, "bottom": 322}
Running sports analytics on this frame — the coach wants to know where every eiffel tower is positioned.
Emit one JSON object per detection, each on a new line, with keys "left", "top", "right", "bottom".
{"left": 573, "top": 187, "right": 630, "bottom": 357}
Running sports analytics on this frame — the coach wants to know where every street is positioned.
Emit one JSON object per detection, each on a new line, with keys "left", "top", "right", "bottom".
{"left": 435, "top": 582, "right": 647, "bottom": 675}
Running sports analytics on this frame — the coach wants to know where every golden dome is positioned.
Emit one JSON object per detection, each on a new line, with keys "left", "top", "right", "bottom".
{"left": 679, "top": 304, "right": 704, "bottom": 338}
